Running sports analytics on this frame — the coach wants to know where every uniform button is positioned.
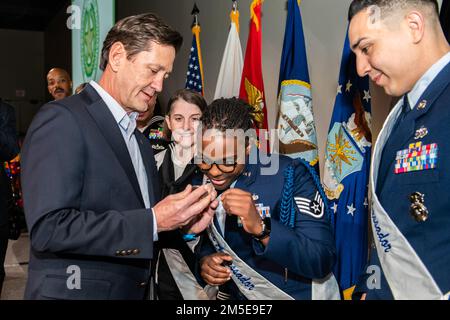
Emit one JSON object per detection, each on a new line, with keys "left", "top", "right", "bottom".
{"left": 127, "top": 250, "right": 133, "bottom": 255}
{"left": 120, "top": 250, "right": 127, "bottom": 256}
{"left": 132, "top": 249, "right": 140, "bottom": 255}
{"left": 115, "top": 250, "right": 121, "bottom": 256}
{"left": 139, "top": 282, "right": 147, "bottom": 288}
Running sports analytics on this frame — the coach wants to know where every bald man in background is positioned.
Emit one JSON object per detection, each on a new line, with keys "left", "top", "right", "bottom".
{"left": 46, "top": 68, "right": 72, "bottom": 101}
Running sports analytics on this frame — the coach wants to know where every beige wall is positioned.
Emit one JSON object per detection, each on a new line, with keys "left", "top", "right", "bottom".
{"left": 117, "top": 0, "right": 443, "bottom": 174}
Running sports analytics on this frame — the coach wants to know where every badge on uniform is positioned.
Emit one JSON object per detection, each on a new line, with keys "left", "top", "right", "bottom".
{"left": 294, "top": 192, "right": 324, "bottom": 219}
{"left": 255, "top": 203, "right": 271, "bottom": 219}
{"left": 148, "top": 128, "right": 164, "bottom": 140}
{"left": 409, "top": 192, "right": 429, "bottom": 222}
{"left": 395, "top": 142, "right": 438, "bottom": 174}
{"left": 417, "top": 100, "right": 427, "bottom": 110}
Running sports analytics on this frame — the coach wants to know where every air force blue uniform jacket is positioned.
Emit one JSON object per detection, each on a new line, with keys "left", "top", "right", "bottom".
{"left": 198, "top": 155, "right": 336, "bottom": 300}
{"left": 357, "top": 59, "right": 450, "bottom": 300}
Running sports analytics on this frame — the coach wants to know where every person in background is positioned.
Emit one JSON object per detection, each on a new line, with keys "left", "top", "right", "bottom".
{"left": 46, "top": 68, "right": 72, "bottom": 101}
{"left": 154, "top": 88, "right": 214, "bottom": 300}
{"left": 0, "top": 99, "right": 19, "bottom": 296}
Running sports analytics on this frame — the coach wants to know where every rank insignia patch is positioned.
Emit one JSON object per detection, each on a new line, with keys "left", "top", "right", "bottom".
{"left": 395, "top": 142, "right": 438, "bottom": 174}
{"left": 294, "top": 192, "right": 324, "bottom": 219}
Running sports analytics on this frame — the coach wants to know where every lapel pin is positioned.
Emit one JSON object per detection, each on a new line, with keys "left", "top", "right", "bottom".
{"left": 414, "top": 127, "right": 428, "bottom": 140}
{"left": 417, "top": 100, "right": 427, "bottom": 110}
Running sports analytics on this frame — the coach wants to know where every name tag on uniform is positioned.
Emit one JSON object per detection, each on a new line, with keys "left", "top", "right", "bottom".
{"left": 395, "top": 142, "right": 438, "bottom": 174}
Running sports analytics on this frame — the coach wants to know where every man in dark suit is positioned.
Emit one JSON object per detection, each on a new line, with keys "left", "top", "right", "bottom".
{"left": 21, "top": 13, "right": 217, "bottom": 300}
{"left": 0, "top": 100, "right": 19, "bottom": 296}
{"left": 348, "top": 0, "right": 450, "bottom": 299}
{"left": 46, "top": 68, "right": 72, "bottom": 101}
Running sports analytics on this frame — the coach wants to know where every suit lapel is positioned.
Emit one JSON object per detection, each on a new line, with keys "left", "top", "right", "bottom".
{"left": 83, "top": 85, "right": 145, "bottom": 207}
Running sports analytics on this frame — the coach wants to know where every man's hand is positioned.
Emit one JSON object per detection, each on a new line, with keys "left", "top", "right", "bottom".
{"left": 221, "top": 188, "right": 263, "bottom": 236}
{"left": 184, "top": 199, "right": 219, "bottom": 234}
{"left": 200, "top": 252, "right": 233, "bottom": 286}
{"left": 153, "top": 184, "right": 217, "bottom": 232}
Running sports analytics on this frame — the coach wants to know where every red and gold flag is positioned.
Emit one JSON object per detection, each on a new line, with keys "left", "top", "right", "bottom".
{"left": 239, "top": 0, "right": 269, "bottom": 148}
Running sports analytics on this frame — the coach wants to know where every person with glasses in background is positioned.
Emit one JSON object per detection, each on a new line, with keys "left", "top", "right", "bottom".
{"left": 194, "top": 97, "right": 340, "bottom": 300}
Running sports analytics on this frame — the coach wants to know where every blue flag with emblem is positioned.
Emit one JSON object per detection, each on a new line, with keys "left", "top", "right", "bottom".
{"left": 185, "top": 4, "right": 204, "bottom": 95}
{"left": 276, "top": 0, "right": 319, "bottom": 169}
{"left": 322, "top": 29, "right": 372, "bottom": 298}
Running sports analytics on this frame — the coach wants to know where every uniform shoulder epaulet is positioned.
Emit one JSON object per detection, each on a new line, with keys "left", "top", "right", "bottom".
{"left": 280, "top": 159, "right": 331, "bottom": 228}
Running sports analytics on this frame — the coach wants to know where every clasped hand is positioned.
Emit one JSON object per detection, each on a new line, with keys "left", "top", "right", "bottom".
{"left": 221, "top": 188, "right": 263, "bottom": 236}
{"left": 153, "top": 184, "right": 219, "bottom": 234}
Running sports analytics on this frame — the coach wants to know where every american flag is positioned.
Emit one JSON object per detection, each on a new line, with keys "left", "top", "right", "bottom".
{"left": 185, "top": 24, "right": 204, "bottom": 95}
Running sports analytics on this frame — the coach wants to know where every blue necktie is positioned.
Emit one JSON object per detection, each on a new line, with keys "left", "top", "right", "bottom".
{"left": 398, "top": 94, "right": 411, "bottom": 124}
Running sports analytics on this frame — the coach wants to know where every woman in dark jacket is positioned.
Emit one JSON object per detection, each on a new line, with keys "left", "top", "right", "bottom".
{"left": 155, "top": 89, "right": 215, "bottom": 300}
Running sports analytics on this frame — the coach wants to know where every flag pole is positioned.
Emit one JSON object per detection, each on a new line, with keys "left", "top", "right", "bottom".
{"left": 191, "top": 3, "right": 199, "bottom": 27}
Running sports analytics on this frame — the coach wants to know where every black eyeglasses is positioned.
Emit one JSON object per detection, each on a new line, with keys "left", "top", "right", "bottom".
{"left": 194, "top": 155, "right": 239, "bottom": 173}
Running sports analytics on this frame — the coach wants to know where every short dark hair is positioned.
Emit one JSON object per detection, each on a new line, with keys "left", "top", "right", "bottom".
{"left": 348, "top": 0, "right": 439, "bottom": 22}
{"left": 166, "top": 89, "right": 207, "bottom": 116}
{"left": 201, "top": 98, "right": 255, "bottom": 132}
{"left": 100, "top": 13, "right": 183, "bottom": 71}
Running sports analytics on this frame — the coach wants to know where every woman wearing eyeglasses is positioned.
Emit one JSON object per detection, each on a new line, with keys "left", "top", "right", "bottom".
{"left": 154, "top": 89, "right": 216, "bottom": 300}
{"left": 196, "top": 97, "right": 340, "bottom": 300}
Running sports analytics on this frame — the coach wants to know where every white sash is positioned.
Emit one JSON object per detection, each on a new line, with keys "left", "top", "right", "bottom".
{"left": 370, "top": 101, "right": 445, "bottom": 300}
{"left": 207, "top": 221, "right": 340, "bottom": 300}
{"left": 207, "top": 222, "right": 294, "bottom": 300}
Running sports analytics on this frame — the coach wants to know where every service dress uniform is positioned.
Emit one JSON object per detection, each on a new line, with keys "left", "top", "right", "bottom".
{"left": 198, "top": 155, "right": 340, "bottom": 300}
{"left": 360, "top": 53, "right": 450, "bottom": 300}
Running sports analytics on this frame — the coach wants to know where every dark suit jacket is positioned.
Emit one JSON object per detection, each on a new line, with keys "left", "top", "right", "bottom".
{"left": 21, "top": 84, "right": 161, "bottom": 300}
{"left": 0, "top": 101, "right": 19, "bottom": 227}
